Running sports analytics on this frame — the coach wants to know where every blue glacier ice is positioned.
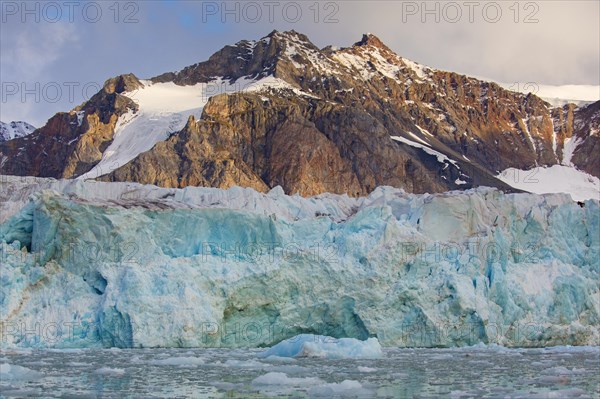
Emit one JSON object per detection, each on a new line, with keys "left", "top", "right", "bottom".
{"left": 259, "top": 334, "right": 383, "bottom": 359}
{"left": 0, "top": 176, "right": 598, "bottom": 348}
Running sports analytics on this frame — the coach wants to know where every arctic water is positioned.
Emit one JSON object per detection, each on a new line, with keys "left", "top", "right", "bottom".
{"left": 1, "top": 346, "right": 598, "bottom": 398}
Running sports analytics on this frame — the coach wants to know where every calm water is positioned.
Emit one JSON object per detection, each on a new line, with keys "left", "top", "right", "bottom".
{"left": 1, "top": 346, "right": 598, "bottom": 398}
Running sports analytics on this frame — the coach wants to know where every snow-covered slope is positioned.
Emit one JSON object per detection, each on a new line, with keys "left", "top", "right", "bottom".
{"left": 77, "top": 77, "right": 314, "bottom": 180}
{"left": 1, "top": 176, "right": 598, "bottom": 348}
{"left": 0, "top": 121, "right": 35, "bottom": 142}
{"left": 497, "top": 165, "right": 599, "bottom": 202}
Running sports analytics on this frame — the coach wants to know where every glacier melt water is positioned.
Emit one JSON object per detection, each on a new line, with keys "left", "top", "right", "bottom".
{"left": 1, "top": 345, "right": 599, "bottom": 398}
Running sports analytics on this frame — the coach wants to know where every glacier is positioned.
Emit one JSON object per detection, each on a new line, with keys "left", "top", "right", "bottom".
{"left": 0, "top": 175, "right": 598, "bottom": 349}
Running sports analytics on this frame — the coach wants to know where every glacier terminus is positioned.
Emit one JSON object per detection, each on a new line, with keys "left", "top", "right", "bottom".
{"left": 1, "top": 176, "right": 598, "bottom": 349}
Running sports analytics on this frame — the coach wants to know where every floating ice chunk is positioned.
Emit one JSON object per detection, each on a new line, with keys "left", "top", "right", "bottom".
{"left": 0, "top": 363, "right": 43, "bottom": 380}
{"left": 450, "top": 391, "right": 473, "bottom": 398}
{"left": 149, "top": 357, "right": 204, "bottom": 366}
{"left": 259, "top": 334, "right": 383, "bottom": 359}
{"left": 308, "top": 380, "right": 370, "bottom": 397}
{"left": 430, "top": 354, "right": 454, "bottom": 360}
{"left": 67, "top": 362, "right": 89, "bottom": 367}
{"left": 514, "top": 388, "right": 587, "bottom": 398}
{"left": 261, "top": 356, "right": 297, "bottom": 363}
{"left": 211, "top": 381, "right": 244, "bottom": 391}
{"left": 251, "top": 371, "right": 323, "bottom": 386}
{"left": 47, "top": 348, "right": 84, "bottom": 353}
{"left": 94, "top": 367, "right": 126, "bottom": 375}
{"left": 265, "top": 364, "right": 309, "bottom": 374}
{"left": 219, "top": 359, "right": 264, "bottom": 368}
{"left": 357, "top": 366, "right": 377, "bottom": 372}
{"left": 541, "top": 366, "right": 586, "bottom": 375}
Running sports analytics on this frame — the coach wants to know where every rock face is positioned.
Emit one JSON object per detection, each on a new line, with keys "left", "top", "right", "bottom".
{"left": 568, "top": 101, "right": 600, "bottom": 176}
{"left": 1, "top": 31, "right": 598, "bottom": 196}
{"left": 0, "top": 75, "right": 140, "bottom": 179}
{"left": 100, "top": 92, "right": 448, "bottom": 196}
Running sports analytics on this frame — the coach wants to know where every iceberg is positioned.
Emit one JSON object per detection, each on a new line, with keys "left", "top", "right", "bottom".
{"left": 252, "top": 372, "right": 323, "bottom": 387}
{"left": 259, "top": 334, "right": 383, "bottom": 359}
{"left": 0, "top": 363, "right": 43, "bottom": 380}
{"left": 0, "top": 176, "right": 599, "bottom": 348}
{"left": 251, "top": 372, "right": 372, "bottom": 397}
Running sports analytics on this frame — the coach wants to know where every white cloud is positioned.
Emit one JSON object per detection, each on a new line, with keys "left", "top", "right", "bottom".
{"left": 1, "top": 1, "right": 598, "bottom": 125}
{"left": 1, "top": 23, "right": 79, "bottom": 124}
{"left": 2, "top": 23, "right": 78, "bottom": 81}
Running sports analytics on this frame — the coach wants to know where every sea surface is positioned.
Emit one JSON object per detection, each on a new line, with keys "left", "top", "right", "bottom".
{"left": 1, "top": 346, "right": 598, "bottom": 398}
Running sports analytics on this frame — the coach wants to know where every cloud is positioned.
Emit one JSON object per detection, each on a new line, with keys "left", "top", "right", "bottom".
{"left": 1, "top": 1, "right": 597, "bottom": 125}
{"left": 294, "top": 1, "right": 599, "bottom": 86}
{"left": 1, "top": 23, "right": 79, "bottom": 125}
{"left": 1, "top": 23, "right": 78, "bottom": 81}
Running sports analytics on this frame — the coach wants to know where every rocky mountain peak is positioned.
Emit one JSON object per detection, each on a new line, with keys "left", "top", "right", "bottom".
{"left": 267, "top": 29, "right": 312, "bottom": 43}
{"left": 354, "top": 33, "right": 392, "bottom": 52}
{"left": 103, "top": 73, "right": 143, "bottom": 94}
{"left": 149, "top": 30, "right": 321, "bottom": 86}
{"left": 266, "top": 29, "right": 321, "bottom": 57}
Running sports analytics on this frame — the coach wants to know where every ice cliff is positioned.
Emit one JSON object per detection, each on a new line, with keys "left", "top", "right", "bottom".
{"left": 0, "top": 176, "right": 598, "bottom": 348}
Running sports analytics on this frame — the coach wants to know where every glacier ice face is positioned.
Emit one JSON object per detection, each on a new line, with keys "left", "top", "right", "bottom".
{"left": 0, "top": 176, "right": 598, "bottom": 348}
{"left": 0, "top": 176, "right": 361, "bottom": 225}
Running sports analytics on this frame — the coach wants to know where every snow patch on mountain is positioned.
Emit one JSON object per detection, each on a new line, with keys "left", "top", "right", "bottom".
{"left": 497, "top": 165, "right": 599, "bottom": 202}
{"left": 0, "top": 121, "right": 36, "bottom": 142}
{"left": 78, "top": 76, "right": 314, "bottom": 180}
{"left": 332, "top": 44, "right": 432, "bottom": 84}
{"left": 401, "top": 58, "right": 430, "bottom": 80}
{"left": 333, "top": 51, "right": 377, "bottom": 80}
{"left": 561, "top": 137, "right": 582, "bottom": 166}
{"left": 521, "top": 118, "right": 537, "bottom": 153}
{"left": 77, "top": 80, "right": 206, "bottom": 180}
{"left": 391, "top": 135, "right": 458, "bottom": 166}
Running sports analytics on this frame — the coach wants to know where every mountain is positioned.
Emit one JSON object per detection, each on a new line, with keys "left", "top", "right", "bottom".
{"left": 1, "top": 31, "right": 598, "bottom": 198}
{"left": 0, "top": 121, "right": 36, "bottom": 142}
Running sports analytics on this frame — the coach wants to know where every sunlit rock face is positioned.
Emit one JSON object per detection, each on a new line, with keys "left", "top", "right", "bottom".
{"left": 1, "top": 176, "right": 598, "bottom": 348}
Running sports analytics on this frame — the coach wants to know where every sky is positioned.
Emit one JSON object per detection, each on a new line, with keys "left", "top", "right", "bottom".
{"left": 1, "top": 0, "right": 599, "bottom": 126}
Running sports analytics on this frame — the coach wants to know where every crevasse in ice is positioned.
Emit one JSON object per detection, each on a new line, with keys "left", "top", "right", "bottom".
{"left": 0, "top": 176, "right": 598, "bottom": 348}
